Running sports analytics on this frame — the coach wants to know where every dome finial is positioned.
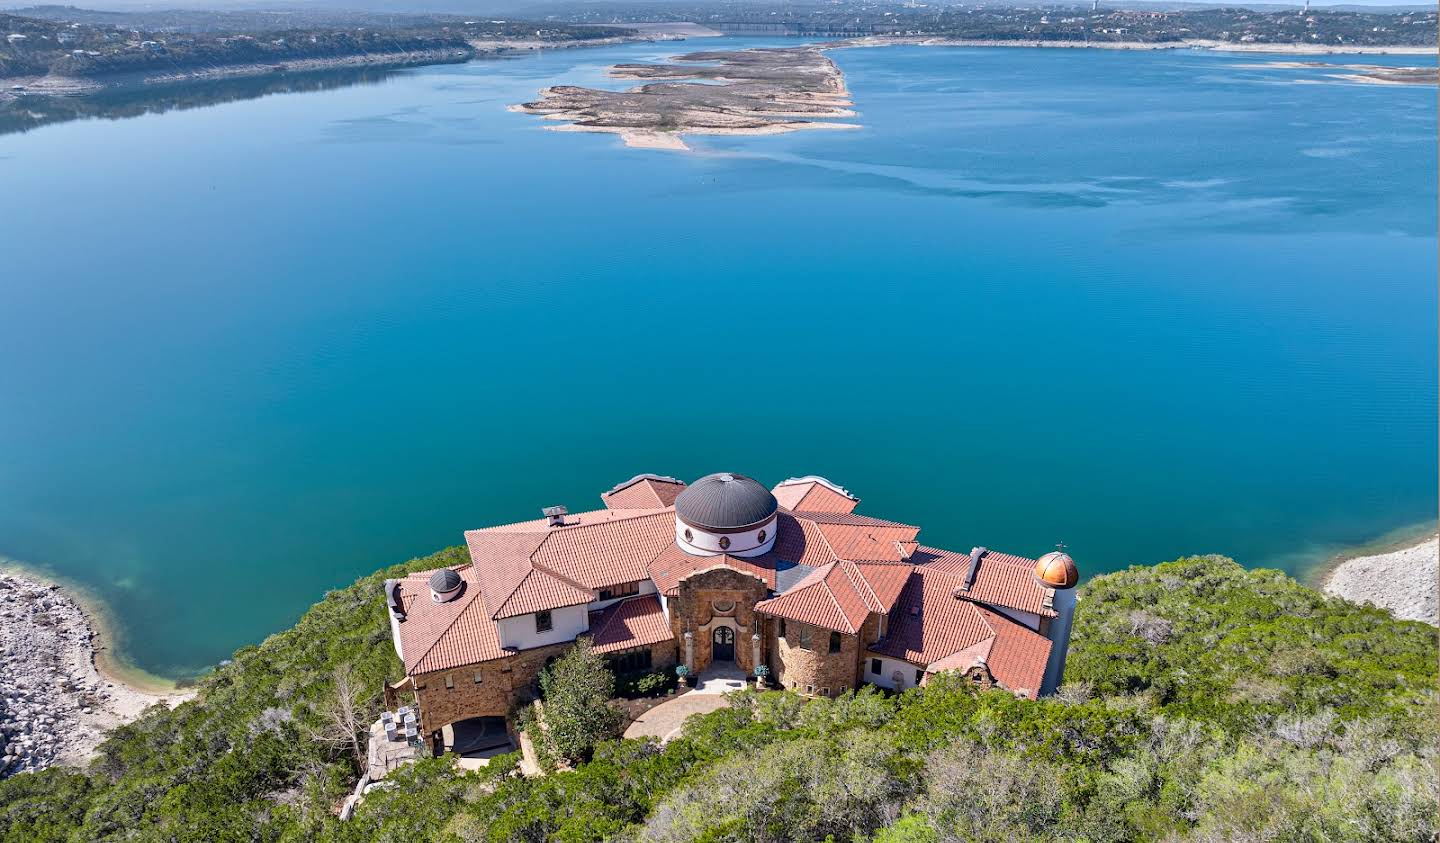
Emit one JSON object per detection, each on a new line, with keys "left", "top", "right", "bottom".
{"left": 1034, "top": 546, "right": 1079, "bottom": 590}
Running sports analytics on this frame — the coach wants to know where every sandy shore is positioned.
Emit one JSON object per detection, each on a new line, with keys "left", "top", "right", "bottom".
{"left": 0, "top": 566, "right": 195, "bottom": 777}
{"left": 1320, "top": 533, "right": 1438, "bottom": 626}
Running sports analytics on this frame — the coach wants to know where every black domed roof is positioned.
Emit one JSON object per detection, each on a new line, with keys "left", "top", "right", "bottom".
{"left": 429, "top": 568, "right": 463, "bottom": 593}
{"left": 674, "top": 473, "right": 778, "bottom": 530}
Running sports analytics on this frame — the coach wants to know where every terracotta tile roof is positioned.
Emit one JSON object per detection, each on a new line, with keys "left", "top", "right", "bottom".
{"left": 912, "top": 545, "right": 1056, "bottom": 618}
{"left": 813, "top": 521, "right": 921, "bottom": 563}
{"left": 647, "top": 542, "right": 778, "bottom": 595}
{"left": 974, "top": 606, "right": 1051, "bottom": 700}
{"left": 853, "top": 563, "right": 911, "bottom": 612}
{"left": 869, "top": 567, "right": 1052, "bottom": 700}
{"left": 870, "top": 567, "right": 997, "bottom": 665}
{"left": 465, "top": 508, "right": 674, "bottom": 618}
{"left": 395, "top": 567, "right": 509, "bottom": 674}
{"left": 753, "top": 560, "right": 872, "bottom": 633}
{"left": 602, "top": 475, "right": 686, "bottom": 509}
{"left": 774, "top": 481, "right": 859, "bottom": 513}
{"left": 587, "top": 595, "right": 674, "bottom": 655}
{"left": 491, "top": 567, "right": 593, "bottom": 619}
{"left": 530, "top": 510, "right": 675, "bottom": 589}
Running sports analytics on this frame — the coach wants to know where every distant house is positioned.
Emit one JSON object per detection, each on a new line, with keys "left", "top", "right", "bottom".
{"left": 385, "top": 472, "right": 1080, "bottom": 748}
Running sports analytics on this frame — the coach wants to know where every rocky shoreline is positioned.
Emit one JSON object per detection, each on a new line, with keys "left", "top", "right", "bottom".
{"left": 0, "top": 571, "right": 194, "bottom": 778}
{"left": 1321, "top": 533, "right": 1438, "bottom": 626}
{"left": 513, "top": 45, "right": 859, "bottom": 151}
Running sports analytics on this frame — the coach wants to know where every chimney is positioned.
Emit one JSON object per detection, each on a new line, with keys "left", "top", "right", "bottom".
{"left": 960, "top": 547, "right": 986, "bottom": 592}
{"left": 542, "top": 505, "right": 568, "bottom": 527}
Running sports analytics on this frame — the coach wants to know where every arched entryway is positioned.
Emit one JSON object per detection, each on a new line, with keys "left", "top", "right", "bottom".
{"left": 712, "top": 626, "right": 735, "bottom": 662}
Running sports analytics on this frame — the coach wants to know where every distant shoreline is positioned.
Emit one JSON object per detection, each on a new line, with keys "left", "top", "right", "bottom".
{"left": 839, "top": 36, "right": 1435, "bottom": 55}
{"left": 0, "top": 31, "right": 692, "bottom": 102}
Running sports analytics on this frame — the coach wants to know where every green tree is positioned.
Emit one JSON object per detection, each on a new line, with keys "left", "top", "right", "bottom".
{"left": 534, "top": 639, "right": 624, "bottom": 766}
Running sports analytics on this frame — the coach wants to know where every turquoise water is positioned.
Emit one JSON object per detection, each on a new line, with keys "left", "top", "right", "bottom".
{"left": 1, "top": 40, "right": 1434, "bottom": 678}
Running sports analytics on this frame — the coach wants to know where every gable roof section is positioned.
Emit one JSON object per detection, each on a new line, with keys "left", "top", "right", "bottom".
{"left": 602, "top": 475, "right": 686, "bottom": 509}
{"left": 812, "top": 520, "right": 921, "bottom": 563}
{"left": 753, "top": 560, "right": 873, "bottom": 633}
{"left": 774, "top": 477, "right": 860, "bottom": 513}
{"left": 973, "top": 606, "right": 1052, "bottom": 700}
{"left": 530, "top": 510, "right": 675, "bottom": 589}
{"left": 912, "top": 545, "right": 1056, "bottom": 618}
{"left": 869, "top": 567, "right": 997, "bottom": 665}
{"left": 395, "top": 566, "right": 509, "bottom": 675}
{"left": 587, "top": 595, "right": 673, "bottom": 655}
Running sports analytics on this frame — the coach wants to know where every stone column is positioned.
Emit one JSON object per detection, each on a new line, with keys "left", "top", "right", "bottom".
{"left": 683, "top": 631, "right": 694, "bottom": 671}
{"left": 751, "top": 633, "right": 761, "bottom": 674}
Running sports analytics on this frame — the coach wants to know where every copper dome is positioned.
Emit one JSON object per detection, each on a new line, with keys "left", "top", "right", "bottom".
{"left": 1034, "top": 551, "right": 1079, "bottom": 590}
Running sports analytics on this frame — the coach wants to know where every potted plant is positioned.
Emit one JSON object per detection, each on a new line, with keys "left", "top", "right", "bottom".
{"left": 675, "top": 664, "right": 690, "bottom": 688}
{"left": 754, "top": 664, "right": 770, "bottom": 689}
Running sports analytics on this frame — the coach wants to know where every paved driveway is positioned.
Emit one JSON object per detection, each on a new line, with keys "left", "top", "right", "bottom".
{"left": 622, "top": 692, "right": 732, "bottom": 742}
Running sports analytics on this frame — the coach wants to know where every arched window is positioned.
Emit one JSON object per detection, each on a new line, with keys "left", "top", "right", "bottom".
{"left": 757, "top": 529, "right": 767, "bottom": 544}
{"left": 683, "top": 528, "right": 693, "bottom": 543}
{"left": 719, "top": 536, "right": 731, "bottom": 550}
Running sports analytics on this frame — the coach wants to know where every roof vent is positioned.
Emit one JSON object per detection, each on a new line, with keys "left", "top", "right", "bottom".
{"left": 542, "top": 505, "right": 569, "bottom": 527}
{"left": 960, "top": 547, "right": 986, "bottom": 592}
{"left": 429, "top": 569, "right": 463, "bottom": 603}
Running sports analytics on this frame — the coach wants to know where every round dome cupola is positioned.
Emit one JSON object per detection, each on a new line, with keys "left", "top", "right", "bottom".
{"left": 674, "top": 473, "right": 779, "bottom": 558}
{"left": 429, "top": 568, "right": 464, "bottom": 603}
{"left": 1033, "top": 551, "right": 1079, "bottom": 590}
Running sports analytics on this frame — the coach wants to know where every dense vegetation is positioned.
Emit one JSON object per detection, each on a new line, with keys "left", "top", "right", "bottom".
{"left": 0, "top": 552, "right": 1434, "bottom": 842}
{"left": 547, "top": 0, "right": 1438, "bottom": 45}
{"left": 0, "top": 11, "right": 630, "bottom": 80}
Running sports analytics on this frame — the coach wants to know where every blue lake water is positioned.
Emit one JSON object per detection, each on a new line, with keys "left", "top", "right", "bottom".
{"left": 1, "top": 40, "right": 1435, "bottom": 678}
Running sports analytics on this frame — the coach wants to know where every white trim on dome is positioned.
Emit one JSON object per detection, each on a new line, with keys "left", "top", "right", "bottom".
{"left": 676, "top": 512, "right": 779, "bottom": 558}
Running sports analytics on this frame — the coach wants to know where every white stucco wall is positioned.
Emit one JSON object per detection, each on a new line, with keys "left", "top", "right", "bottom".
{"left": 983, "top": 605, "right": 1043, "bottom": 633}
{"left": 586, "top": 579, "right": 657, "bottom": 612}
{"left": 497, "top": 604, "right": 589, "bottom": 651}
{"left": 1039, "top": 587, "right": 1078, "bottom": 696}
{"left": 863, "top": 654, "right": 924, "bottom": 691}
{"left": 675, "top": 514, "right": 778, "bottom": 557}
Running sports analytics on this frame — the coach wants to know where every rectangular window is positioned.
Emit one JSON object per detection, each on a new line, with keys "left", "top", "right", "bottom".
{"left": 778, "top": 618, "right": 786, "bottom": 638}
{"left": 474, "top": 671, "right": 484, "bottom": 685}
{"left": 799, "top": 626, "right": 812, "bottom": 650}
{"left": 870, "top": 658, "right": 881, "bottom": 675}
{"left": 822, "top": 687, "right": 830, "bottom": 698}
{"left": 805, "top": 685, "right": 814, "bottom": 695}
{"left": 597, "top": 581, "right": 640, "bottom": 602}
{"left": 444, "top": 674, "right": 454, "bottom": 690}
{"left": 829, "top": 631, "right": 842, "bottom": 654}
{"left": 915, "top": 669, "right": 924, "bottom": 686}
{"left": 535, "top": 610, "right": 553, "bottom": 633}
{"left": 839, "top": 685, "right": 848, "bottom": 695}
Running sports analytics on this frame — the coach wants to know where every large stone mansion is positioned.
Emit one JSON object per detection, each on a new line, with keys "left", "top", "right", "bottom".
{"left": 384, "top": 472, "right": 1079, "bottom": 745}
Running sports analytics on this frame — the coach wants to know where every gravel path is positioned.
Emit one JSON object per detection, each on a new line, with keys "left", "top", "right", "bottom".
{"left": 1322, "top": 534, "right": 1438, "bottom": 626}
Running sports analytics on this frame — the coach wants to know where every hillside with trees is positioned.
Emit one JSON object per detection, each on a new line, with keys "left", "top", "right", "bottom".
{"left": 0, "top": 551, "right": 1434, "bottom": 842}
{"left": 0, "top": 11, "right": 632, "bottom": 81}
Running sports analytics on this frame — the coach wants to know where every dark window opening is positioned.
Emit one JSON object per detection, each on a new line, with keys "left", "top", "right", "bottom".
{"left": 535, "top": 610, "right": 553, "bottom": 633}
{"left": 870, "top": 658, "right": 882, "bottom": 675}
{"left": 607, "top": 648, "right": 653, "bottom": 674}
{"left": 915, "top": 669, "right": 924, "bottom": 686}
{"left": 829, "top": 631, "right": 842, "bottom": 654}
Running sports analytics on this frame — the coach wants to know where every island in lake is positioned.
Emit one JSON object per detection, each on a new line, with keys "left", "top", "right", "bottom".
{"left": 512, "top": 45, "right": 858, "bottom": 150}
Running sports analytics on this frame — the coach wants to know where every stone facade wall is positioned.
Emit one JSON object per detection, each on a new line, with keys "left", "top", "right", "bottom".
{"left": 667, "top": 567, "right": 770, "bottom": 675}
{"left": 413, "top": 638, "right": 682, "bottom": 736}
{"left": 413, "top": 639, "right": 573, "bottom": 734}
{"left": 767, "top": 618, "right": 862, "bottom": 697}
